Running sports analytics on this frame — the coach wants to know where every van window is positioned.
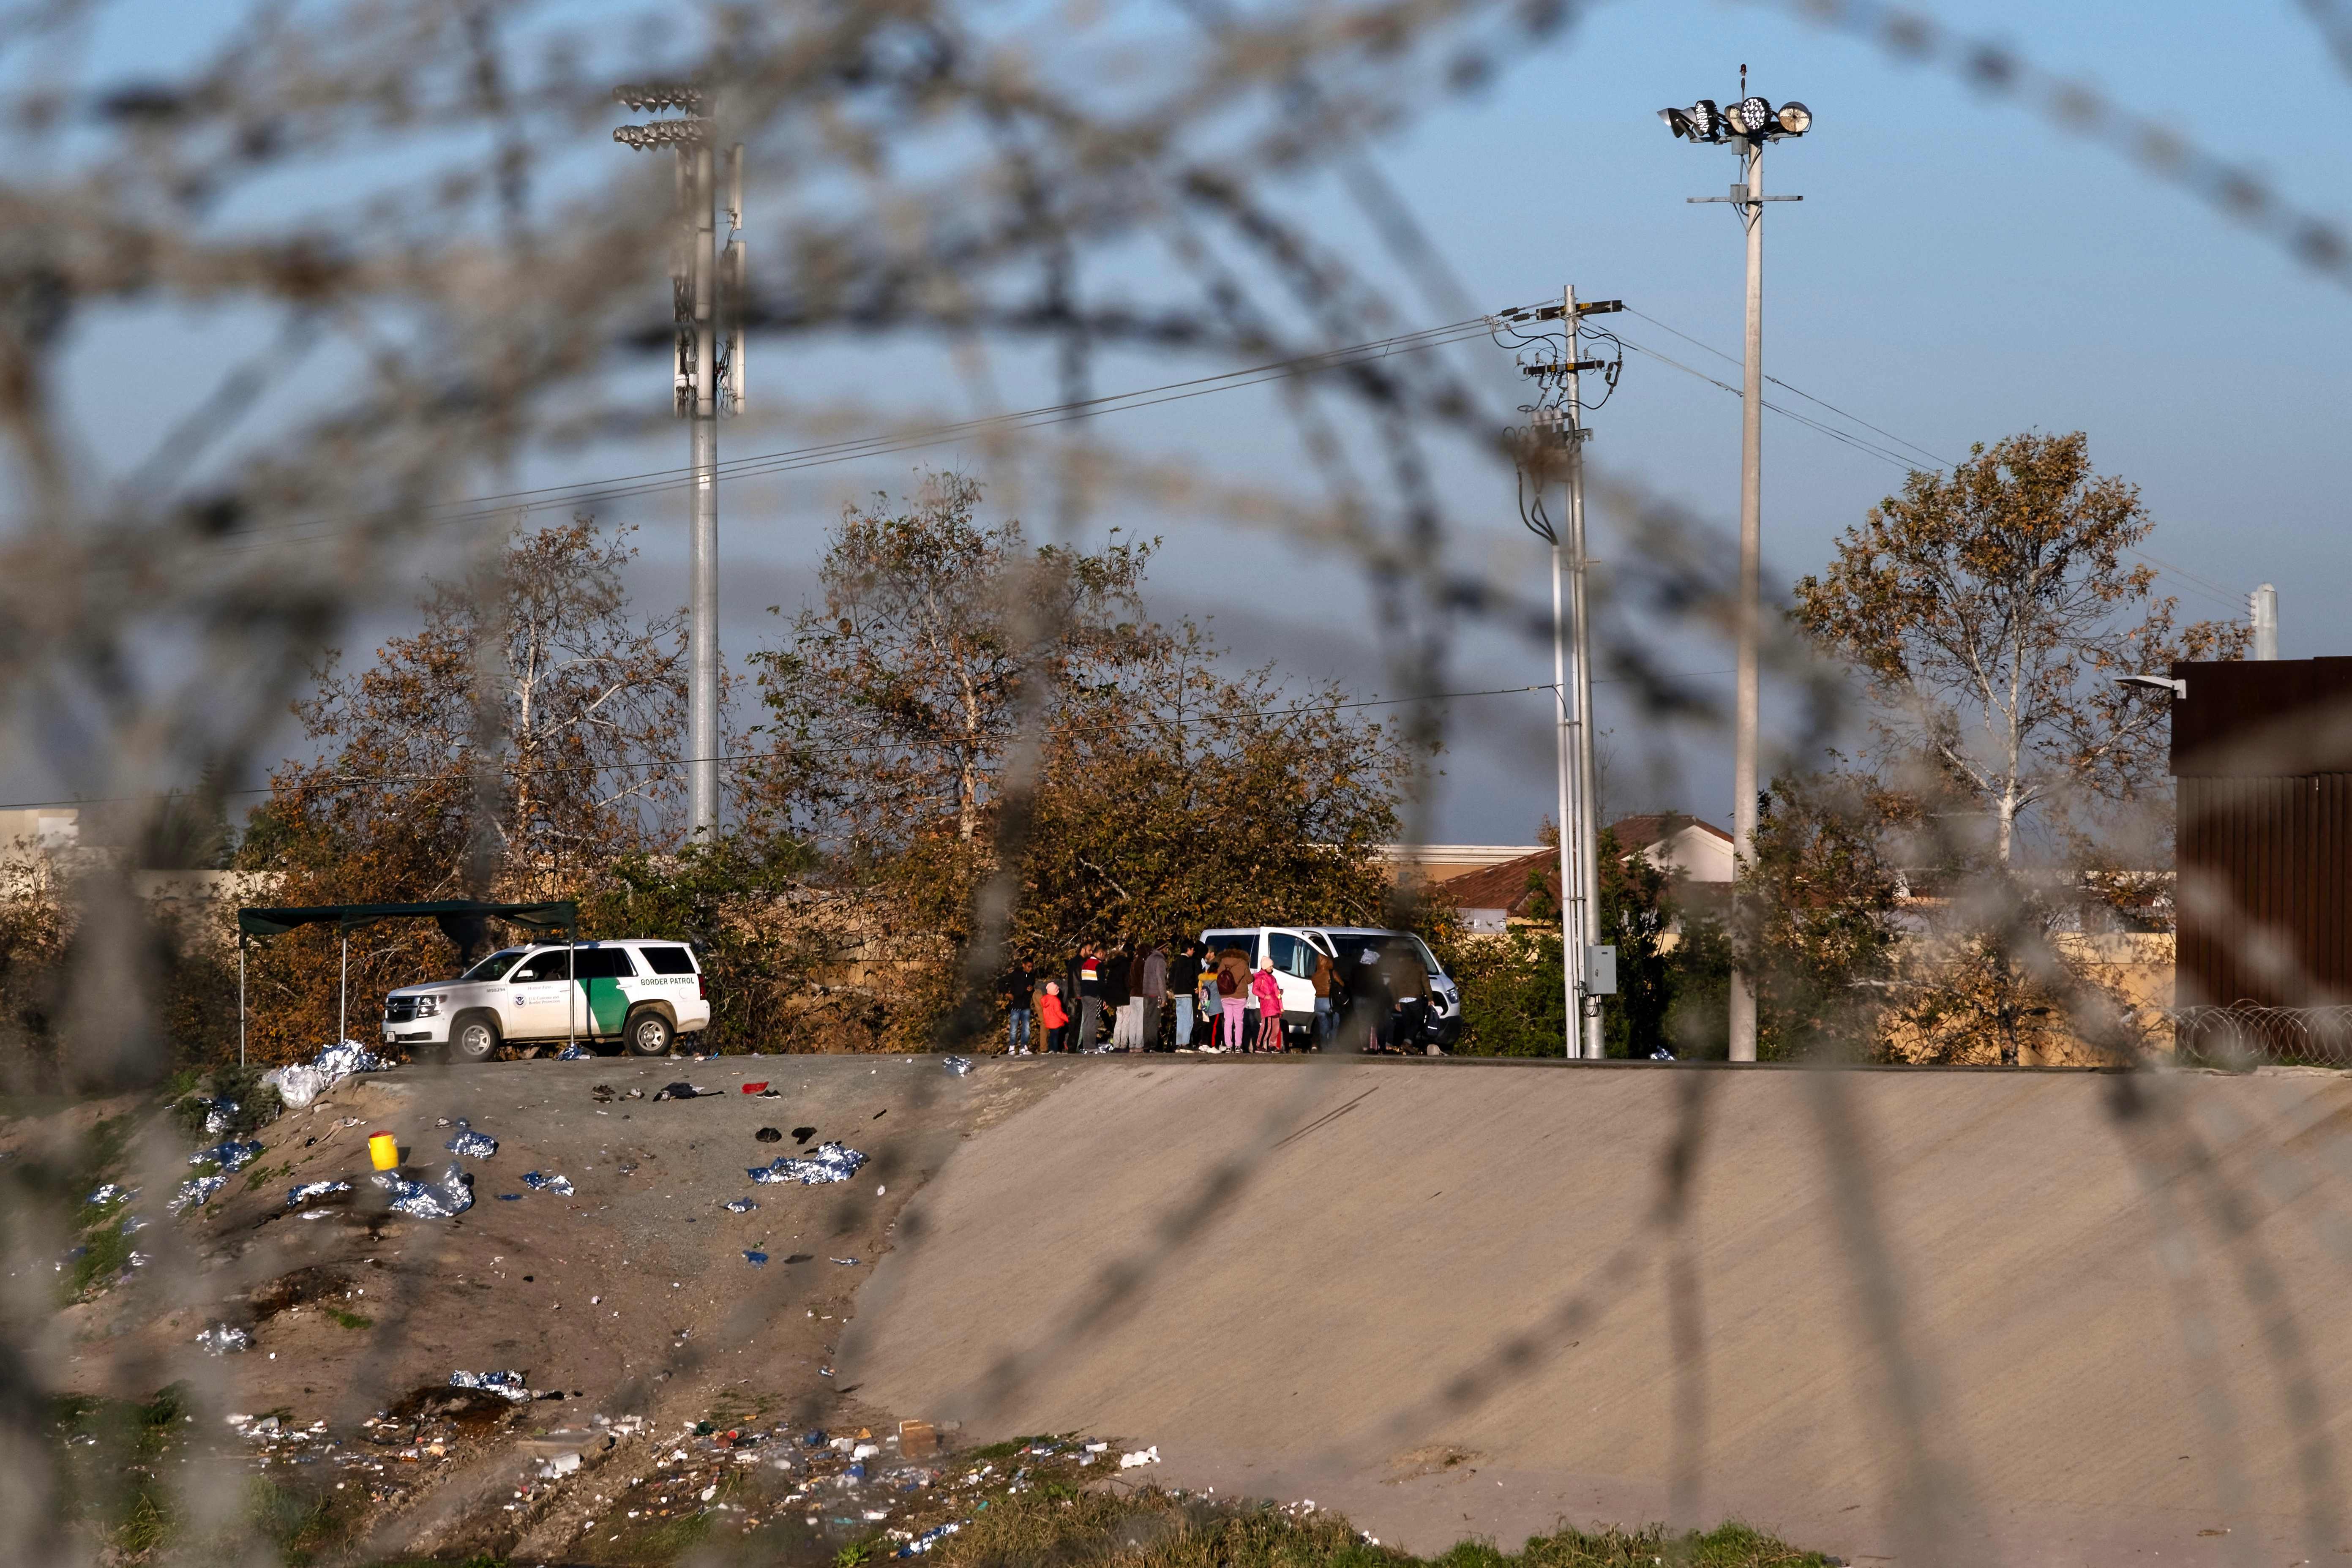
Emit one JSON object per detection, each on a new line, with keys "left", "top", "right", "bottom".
{"left": 1201, "top": 930, "right": 1255, "bottom": 963}
{"left": 640, "top": 945, "right": 696, "bottom": 976}
{"left": 1325, "top": 932, "right": 1441, "bottom": 979}
{"left": 573, "top": 948, "right": 638, "bottom": 979}
{"left": 1267, "top": 933, "right": 1315, "bottom": 978}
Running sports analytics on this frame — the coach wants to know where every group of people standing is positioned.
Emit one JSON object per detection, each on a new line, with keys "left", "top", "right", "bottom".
{"left": 1000, "top": 936, "right": 1434, "bottom": 1055}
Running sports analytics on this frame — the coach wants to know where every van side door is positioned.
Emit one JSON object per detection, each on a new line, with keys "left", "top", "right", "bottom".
{"left": 1265, "top": 931, "right": 1318, "bottom": 1021}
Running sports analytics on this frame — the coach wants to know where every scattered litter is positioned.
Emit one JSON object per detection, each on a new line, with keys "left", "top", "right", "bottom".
{"left": 651, "top": 1082, "right": 710, "bottom": 1101}
{"left": 1119, "top": 1446, "right": 1160, "bottom": 1469}
{"left": 445, "top": 1121, "right": 498, "bottom": 1159}
{"left": 265, "top": 1040, "right": 389, "bottom": 1110}
{"left": 1083, "top": 1441, "right": 1108, "bottom": 1453}
{"left": 202, "top": 1099, "right": 240, "bottom": 1136}
{"left": 724, "top": 1197, "right": 758, "bottom": 1213}
{"left": 898, "top": 1521, "right": 963, "bottom": 1556}
{"left": 286, "top": 1180, "right": 352, "bottom": 1208}
{"left": 521, "top": 1171, "right": 574, "bottom": 1196}
{"left": 171, "top": 1174, "right": 227, "bottom": 1213}
{"left": 120, "top": 1214, "right": 149, "bottom": 1233}
{"left": 300, "top": 1209, "right": 331, "bottom": 1220}
{"left": 372, "top": 1162, "right": 474, "bottom": 1219}
{"left": 591, "top": 1084, "right": 619, "bottom": 1102}
{"left": 85, "top": 1183, "right": 130, "bottom": 1207}
{"left": 748, "top": 1141, "right": 868, "bottom": 1186}
{"left": 943, "top": 1055, "right": 972, "bottom": 1077}
{"left": 831, "top": 1257, "right": 861, "bottom": 1267}
{"left": 740, "top": 1081, "right": 770, "bottom": 1094}
{"left": 497, "top": 1193, "right": 523, "bottom": 1201}
{"left": 126, "top": 1249, "right": 150, "bottom": 1268}
{"left": 448, "top": 1369, "right": 530, "bottom": 1402}
{"left": 744, "top": 1250, "right": 769, "bottom": 1266}
{"left": 556, "top": 1043, "right": 591, "bottom": 1060}
{"left": 539, "top": 1450, "right": 582, "bottom": 1478}
{"left": 197, "top": 1324, "right": 254, "bottom": 1355}
{"left": 191, "top": 1139, "right": 265, "bottom": 1172}
{"left": 791, "top": 1126, "right": 815, "bottom": 1143}
{"left": 754, "top": 1127, "right": 783, "bottom": 1143}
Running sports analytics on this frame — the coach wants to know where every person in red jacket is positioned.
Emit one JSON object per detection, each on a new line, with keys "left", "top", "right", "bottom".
{"left": 1251, "top": 960, "right": 1285, "bottom": 1052}
{"left": 1039, "top": 982, "right": 1070, "bottom": 1053}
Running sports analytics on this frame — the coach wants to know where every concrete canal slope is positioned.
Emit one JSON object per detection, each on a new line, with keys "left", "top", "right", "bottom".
{"left": 839, "top": 1058, "right": 2352, "bottom": 1566}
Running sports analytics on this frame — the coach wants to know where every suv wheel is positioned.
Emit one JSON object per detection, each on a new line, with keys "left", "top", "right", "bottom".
{"left": 449, "top": 1011, "right": 501, "bottom": 1064}
{"left": 624, "top": 1008, "right": 675, "bottom": 1057}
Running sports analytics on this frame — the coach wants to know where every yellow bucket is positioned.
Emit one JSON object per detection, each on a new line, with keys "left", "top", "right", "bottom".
{"left": 368, "top": 1132, "right": 399, "bottom": 1171}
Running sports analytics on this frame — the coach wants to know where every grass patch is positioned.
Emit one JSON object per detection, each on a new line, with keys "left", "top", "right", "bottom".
{"left": 169, "top": 1062, "right": 285, "bottom": 1142}
{"left": 925, "top": 1486, "right": 1836, "bottom": 1567}
{"left": 327, "top": 1308, "right": 375, "bottom": 1330}
{"left": 244, "top": 1159, "right": 296, "bottom": 1193}
{"left": 48, "top": 1383, "right": 192, "bottom": 1554}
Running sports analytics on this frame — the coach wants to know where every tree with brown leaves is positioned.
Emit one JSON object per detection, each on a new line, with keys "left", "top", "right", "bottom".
{"left": 235, "top": 519, "right": 687, "bottom": 1056}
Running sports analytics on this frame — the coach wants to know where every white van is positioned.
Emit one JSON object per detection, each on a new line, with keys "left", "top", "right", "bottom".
{"left": 382, "top": 939, "right": 712, "bottom": 1063}
{"left": 1195, "top": 925, "right": 1462, "bottom": 1048}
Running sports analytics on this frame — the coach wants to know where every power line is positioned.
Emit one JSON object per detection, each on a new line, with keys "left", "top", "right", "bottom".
{"left": 1613, "top": 312, "right": 2249, "bottom": 622}
{"left": 215, "top": 315, "right": 1516, "bottom": 557}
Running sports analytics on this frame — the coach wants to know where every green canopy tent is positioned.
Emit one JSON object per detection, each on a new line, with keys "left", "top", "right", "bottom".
{"left": 235, "top": 900, "right": 578, "bottom": 1066}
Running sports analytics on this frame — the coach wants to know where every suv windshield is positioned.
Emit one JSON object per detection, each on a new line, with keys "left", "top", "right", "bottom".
{"left": 457, "top": 948, "right": 524, "bottom": 983}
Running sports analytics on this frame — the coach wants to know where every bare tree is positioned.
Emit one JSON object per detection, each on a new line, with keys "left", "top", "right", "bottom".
{"left": 1793, "top": 431, "right": 2246, "bottom": 865}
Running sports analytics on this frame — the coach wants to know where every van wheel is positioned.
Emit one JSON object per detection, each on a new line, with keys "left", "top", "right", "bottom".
{"left": 448, "top": 1012, "right": 501, "bottom": 1064}
{"left": 624, "top": 1009, "right": 675, "bottom": 1057}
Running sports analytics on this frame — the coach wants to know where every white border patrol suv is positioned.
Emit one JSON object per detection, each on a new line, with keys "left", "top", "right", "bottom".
{"left": 382, "top": 939, "right": 711, "bottom": 1063}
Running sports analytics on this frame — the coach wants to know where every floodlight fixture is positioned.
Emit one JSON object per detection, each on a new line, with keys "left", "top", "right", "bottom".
{"left": 1659, "top": 98, "right": 1724, "bottom": 142}
{"left": 614, "top": 82, "right": 705, "bottom": 112}
{"left": 614, "top": 118, "right": 710, "bottom": 150}
{"left": 1776, "top": 100, "right": 1812, "bottom": 134}
{"left": 1729, "top": 95, "right": 1774, "bottom": 136}
{"left": 2114, "top": 674, "right": 2188, "bottom": 698}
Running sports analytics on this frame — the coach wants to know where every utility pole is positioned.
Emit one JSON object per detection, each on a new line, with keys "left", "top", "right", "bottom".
{"left": 1562, "top": 286, "right": 1604, "bottom": 1061}
{"left": 2250, "top": 583, "right": 2278, "bottom": 660}
{"left": 1495, "top": 290, "right": 1621, "bottom": 1059}
{"left": 616, "top": 87, "right": 744, "bottom": 841}
{"left": 1547, "top": 423, "right": 1581, "bottom": 1055}
{"left": 1661, "top": 71, "right": 1811, "bottom": 1062}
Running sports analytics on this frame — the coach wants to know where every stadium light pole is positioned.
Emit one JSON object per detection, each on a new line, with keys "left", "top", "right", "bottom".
{"left": 1659, "top": 73, "right": 1810, "bottom": 1063}
{"left": 615, "top": 86, "right": 744, "bottom": 842}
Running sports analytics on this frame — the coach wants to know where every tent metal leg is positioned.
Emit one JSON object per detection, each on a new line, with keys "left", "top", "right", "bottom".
{"left": 568, "top": 932, "right": 577, "bottom": 1054}
{"left": 339, "top": 933, "right": 348, "bottom": 1047}
{"left": 238, "top": 940, "right": 246, "bottom": 1069}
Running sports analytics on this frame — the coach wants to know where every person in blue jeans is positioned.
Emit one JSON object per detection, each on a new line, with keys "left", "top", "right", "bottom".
{"left": 1003, "top": 961, "right": 1037, "bottom": 1055}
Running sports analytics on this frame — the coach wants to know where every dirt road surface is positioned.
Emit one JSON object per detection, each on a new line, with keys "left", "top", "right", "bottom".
{"left": 27, "top": 1053, "right": 2352, "bottom": 1565}
{"left": 840, "top": 1056, "right": 2352, "bottom": 1568}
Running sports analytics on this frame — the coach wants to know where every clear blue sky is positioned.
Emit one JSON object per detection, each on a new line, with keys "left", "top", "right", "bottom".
{"left": 40, "top": 0, "right": 2352, "bottom": 840}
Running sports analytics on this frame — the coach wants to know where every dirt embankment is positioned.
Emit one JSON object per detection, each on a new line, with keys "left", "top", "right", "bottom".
{"left": 23, "top": 1050, "right": 1081, "bottom": 1562}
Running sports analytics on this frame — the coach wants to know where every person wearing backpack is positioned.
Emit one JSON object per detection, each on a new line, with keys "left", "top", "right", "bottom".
{"left": 1310, "top": 950, "right": 1340, "bottom": 1050}
{"left": 1215, "top": 961, "right": 1245, "bottom": 1053}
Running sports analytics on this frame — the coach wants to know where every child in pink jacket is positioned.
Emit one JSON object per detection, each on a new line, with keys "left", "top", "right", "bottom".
{"left": 1251, "top": 962, "right": 1286, "bottom": 1053}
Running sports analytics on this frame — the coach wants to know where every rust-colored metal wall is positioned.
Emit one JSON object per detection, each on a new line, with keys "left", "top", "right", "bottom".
{"left": 2172, "top": 659, "right": 2352, "bottom": 1006}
